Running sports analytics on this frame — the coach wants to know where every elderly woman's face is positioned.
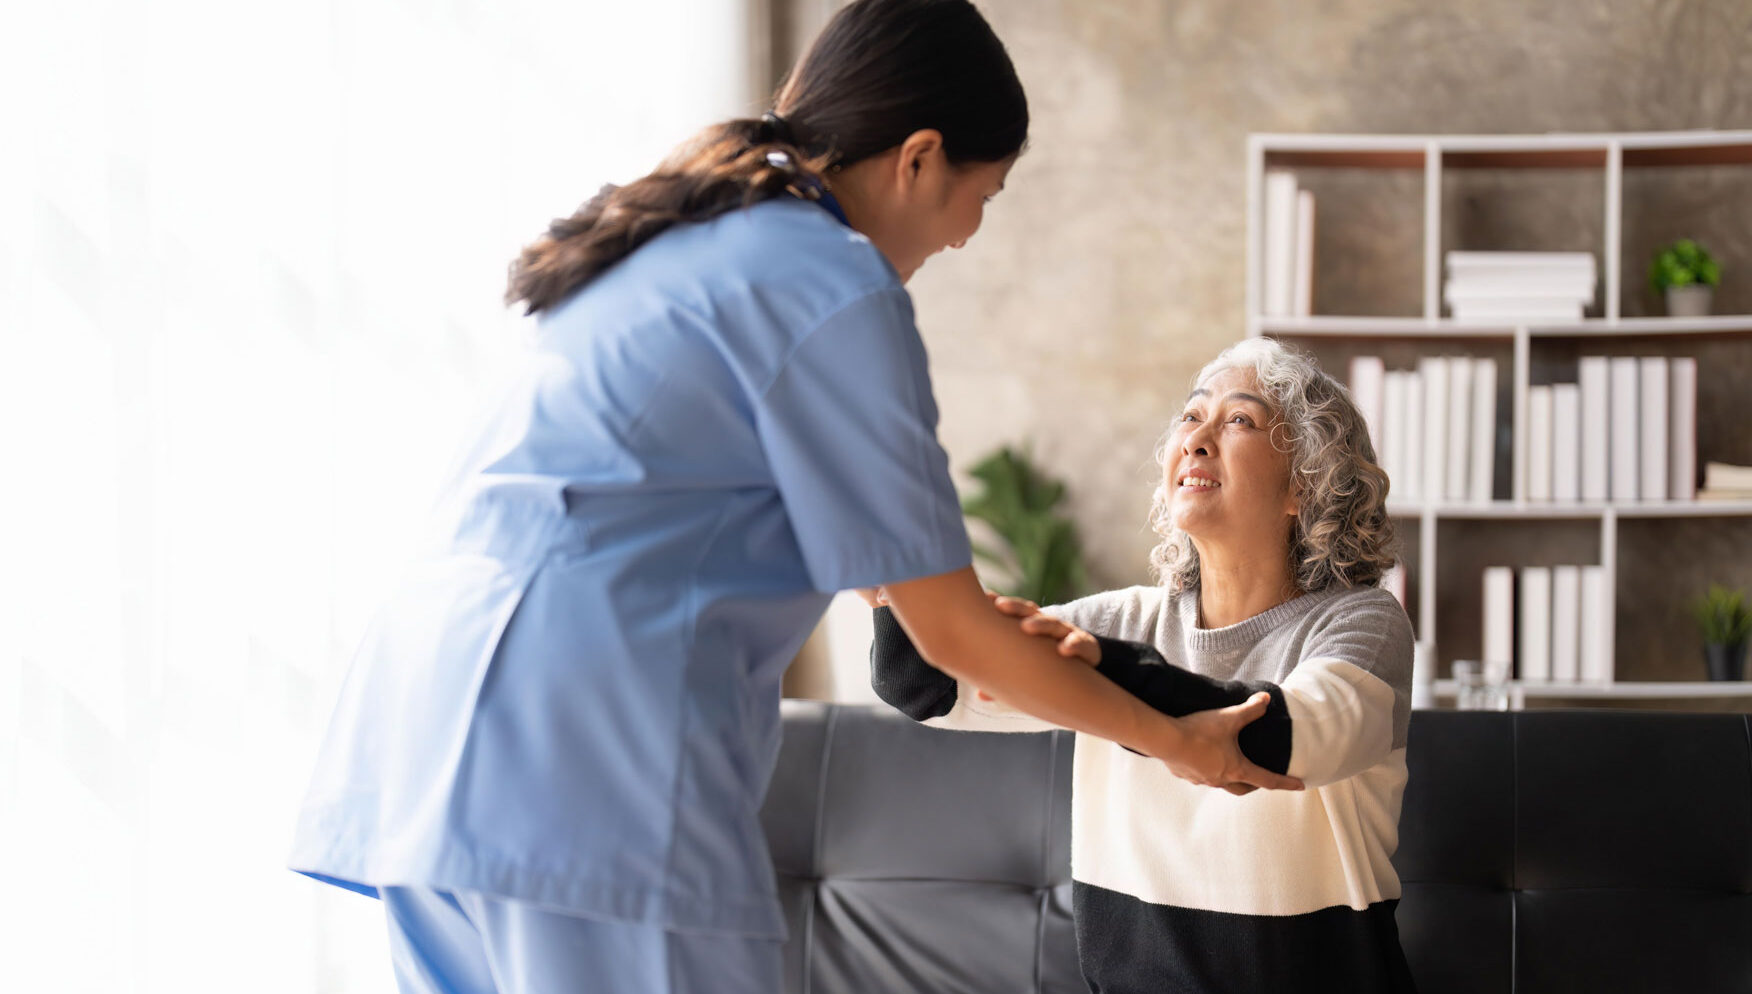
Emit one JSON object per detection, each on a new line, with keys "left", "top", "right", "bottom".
{"left": 1164, "top": 366, "right": 1299, "bottom": 545}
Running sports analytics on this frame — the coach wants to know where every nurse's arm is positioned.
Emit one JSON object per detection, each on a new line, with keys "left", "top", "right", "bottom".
{"left": 881, "top": 567, "right": 1303, "bottom": 793}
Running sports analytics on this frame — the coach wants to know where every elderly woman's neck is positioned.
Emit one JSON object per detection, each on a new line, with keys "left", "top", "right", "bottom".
{"left": 1194, "top": 551, "right": 1301, "bottom": 630}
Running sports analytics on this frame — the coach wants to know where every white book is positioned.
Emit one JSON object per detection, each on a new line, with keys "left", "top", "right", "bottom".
{"left": 1551, "top": 383, "right": 1581, "bottom": 503}
{"left": 1550, "top": 565, "right": 1581, "bottom": 682}
{"left": 1446, "top": 251, "right": 1597, "bottom": 276}
{"left": 1383, "top": 561, "right": 1409, "bottom": 611}
{"left": 1383, "top": 371, "right": 1408, "bottom": 502}
{"left": 1450, "top": 301, "right": 1586, "bottom": 322}
{"left": 1578, "top": 356, "right": 1610, "bottom": 502}
{"left": 1528, "top": 385, "right": 1554, "bottom": 502}
{"left": 1639, "top": 357, "right": 1669, "bottom": 502}
{"left": 1403, "top": 370, "right": 1425, "bottom": 505}
{"left": 1579, "top": 565, "right": 1611, "bottom": 684}
{"left": 1670, "top": 357, "right": 1697, "bottom": 501}
{"left": 1704, "top": 462, "right": 1752, "bottom": 490}
{"left": 1469, "top": 358, "right": 1497, "bottom": 504}
{"left": 1263, "top": 172, "right": 1298, "bottom": 317}
{"left": 1444, "top": 275, "right": 1597, "bottom": 300}
{"left": 1348, "top": 356, "right": 1386, "bottom": 458}
{"left": 1420, "top": 357, "right": 1449, "bottom": 505}
{"left": 1445, "top": 357, "right": 1472, "bottom": 502}
{"left": 1519, "top": 566, "right": 1553, "bottom": 682}
{"left": 1482, "top": 566, "right": 1515, "bottom": 668}
{"left": 1609, "top": 357, "right": 1640, "bottom": 502}
{"left": 1293, "top": 189, "right": 1316, "bottom": 318}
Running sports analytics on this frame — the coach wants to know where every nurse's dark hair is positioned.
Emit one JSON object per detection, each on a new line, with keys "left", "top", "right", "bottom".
{"left": 505, "top": 0, "right": 1028, "bottom": 316}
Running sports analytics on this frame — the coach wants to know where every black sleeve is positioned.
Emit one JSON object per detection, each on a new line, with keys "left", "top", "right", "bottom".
{"left": 869, "top": 606, "right": 958, "bottom": 720}
{"left": 870, "top": 607, "right": 1291, "bottom": 773}
{"left": 1092, "top": 635, "right": 1292, "bottom": 775}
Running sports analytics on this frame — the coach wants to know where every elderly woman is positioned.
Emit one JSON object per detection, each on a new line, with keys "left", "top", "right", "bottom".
{"left": 871, "top": 337, "right": 1417, "bottom": 993}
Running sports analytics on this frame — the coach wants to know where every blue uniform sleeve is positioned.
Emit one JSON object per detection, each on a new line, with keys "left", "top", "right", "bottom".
{"left": 754, "top": 287, "right": 972, "bottom": 592}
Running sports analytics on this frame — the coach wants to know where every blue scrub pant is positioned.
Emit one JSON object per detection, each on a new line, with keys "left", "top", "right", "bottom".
{"left": 381, "top": 886, "right": 783, "bottom": 994}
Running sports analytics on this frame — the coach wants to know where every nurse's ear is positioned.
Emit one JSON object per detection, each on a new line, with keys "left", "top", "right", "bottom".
{"left": 892, "top": 129, "right": 949, "bottom": 201}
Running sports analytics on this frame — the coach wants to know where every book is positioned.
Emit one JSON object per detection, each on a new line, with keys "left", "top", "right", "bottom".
{"left": 1518, "top": 566, "right": 1553, "bottom": 682}
{"left": 1263, "top": 172, "right": 1298, "bottom": 317}
{"left": 1443, "top": 274, "right": 1597, "bottom": 300}
{"left": 1550, "top": 565, "right": 1581, "bottom": 682}
{"left": 1348, "top": 356, "right": 1386, "bottom": 457}
{"left": 1528, "top": 385, "right": 1554, "bottom": 502}
{"left": 1446, "top": 357, "right": 1472, "bottom": 502}
{"left": 1551, "top": 383, "right": 1581, "bottom": 503}
{"left": 1446, "top": 250, "right": 1597, "bottom": 277}
{"left": 1579, "top": 565, "right": 1610, "bottom": 684}
{"left": 1609, "top": 357, "right": 1640, "bottom": 502}
{"left": 1420, "top": 357, "right": 1449, "bottom": 505}
{"left": 1469, "top": 358, "right": 1497, "bottom": 504}
{"left": 1669, "top": 357, "right": 1697, "bottom": 501}
{"left": 1639, "top": 357, "right": 1669, "bottom": 502}
{"left": 1578, "top": 356, "right": 1610, "bottom": 502}
{"left": 1403, "top": 369, "right": 1425, "bottom": 505}
{"left": 1482, "top": 566, "right": 1515, "bottom": 669}
{"left": 1293, "top": 189, "right": 1316, "bottom": 318}
{"left": 1450, "top": 301, "right": 1586, "bottom": 322}
{"left": 1383, "top": 561, "right": 1409, "bottom": 610}
{"left": 1703, "top": 462, "right": 1752, "bottom": 490}
{"left": 1383, "top": 371, "right": 1408, "bottom": 501}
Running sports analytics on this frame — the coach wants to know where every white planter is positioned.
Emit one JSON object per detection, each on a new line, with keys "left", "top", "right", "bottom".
{"left": 1665, "top": 284, "right": 1713, "bottom": 317}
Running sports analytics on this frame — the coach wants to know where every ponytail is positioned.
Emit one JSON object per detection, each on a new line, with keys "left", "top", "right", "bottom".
{"left": 505, "top": 118, "right": 828, "bottom": 316}
{"left": 507, "top": 0, "right": 1027, "bottom": 316}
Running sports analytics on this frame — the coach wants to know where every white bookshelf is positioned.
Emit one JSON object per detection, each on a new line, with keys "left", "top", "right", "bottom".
{"left": 1247, "top": 129, "right": 1752, "bottom": 704}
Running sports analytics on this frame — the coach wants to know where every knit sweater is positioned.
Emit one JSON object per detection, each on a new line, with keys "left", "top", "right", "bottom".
{"left": 869, "top": 584, "right": 1419, "bottom": 994}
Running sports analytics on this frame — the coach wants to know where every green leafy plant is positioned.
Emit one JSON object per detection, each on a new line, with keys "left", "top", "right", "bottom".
{"left": 961, "top": 446, "right": 1088, "bottom": 607}
{"left": 1692, "top": 584, "right": 1752, "bottom": 646}
{"left": 1649, "top": 238, "right": 1721, "bottom": 293}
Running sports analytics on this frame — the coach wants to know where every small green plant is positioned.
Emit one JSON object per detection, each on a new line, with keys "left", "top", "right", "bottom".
{"left": 1692, "top": 584, "right": 1752, "bottom": 646}
{"left": 961, "top": 446, "right": 1088, "bottom": 607}
{"left": 1649, "top": 238, "right": 1721, "bottom": 294}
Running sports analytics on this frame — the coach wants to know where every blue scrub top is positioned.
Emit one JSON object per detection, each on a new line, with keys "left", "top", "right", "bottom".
{"left": 289, "top": 195, "right": 972, "bottom": 938}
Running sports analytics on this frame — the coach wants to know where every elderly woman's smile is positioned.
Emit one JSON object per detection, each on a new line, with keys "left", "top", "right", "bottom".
{"left": 1164, "top": 367, "right": 1298, "bottom": 546}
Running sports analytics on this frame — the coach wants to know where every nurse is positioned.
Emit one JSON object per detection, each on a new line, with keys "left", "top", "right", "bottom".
{"left": 289, "top": 0, "right": 1295, "bottom": 991}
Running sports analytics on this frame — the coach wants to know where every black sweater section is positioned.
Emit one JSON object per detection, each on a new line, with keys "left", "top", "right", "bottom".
{"left": 868, "top": 606, "right": 1293, "bottom": 775}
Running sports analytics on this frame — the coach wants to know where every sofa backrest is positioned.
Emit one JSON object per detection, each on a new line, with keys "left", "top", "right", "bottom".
{"left": 760, "top": 701, "right": 1080, "bottom": 994}
{"left": 763, "top": 701, "right": 1752, "bottom": 994}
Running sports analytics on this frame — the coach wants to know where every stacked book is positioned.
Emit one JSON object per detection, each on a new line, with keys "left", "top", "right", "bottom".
{"left": 1261, "top": 171, "right": 1316, "bottom": 318}
{"left": 1700, "top": 462, "right": 1752, "bottom": 501}
{"left": 1347, "top": 355, "right": 1499, "bottom": 505}
{"left": 1528, "top": 356, "right": 1697, "bottom": 502}
{"left": 1445, "top": 251, "right": 1596, "bottom": 323}
{"left": 1482, "top": 564, "right": 1612, "bottom": 685}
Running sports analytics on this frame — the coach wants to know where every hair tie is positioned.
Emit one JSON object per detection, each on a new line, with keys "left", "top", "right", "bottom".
{"left": 761, "top": 111, "right": 796, "bottom": 147}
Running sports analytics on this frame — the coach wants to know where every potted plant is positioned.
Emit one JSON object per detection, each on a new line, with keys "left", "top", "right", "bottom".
{"left": 1691, "top": 584, "right": 1751, "bottom": 681}
{"left": 961, "top": 446, "right": 1088, "bottom": 607}
{"left": 1649, "top": 238, "right": 1721, "bottom": 318}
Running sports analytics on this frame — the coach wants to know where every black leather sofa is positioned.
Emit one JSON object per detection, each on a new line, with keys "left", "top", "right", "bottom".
{"left": 760, "top": 701, "right": 1752, "bottom": 993}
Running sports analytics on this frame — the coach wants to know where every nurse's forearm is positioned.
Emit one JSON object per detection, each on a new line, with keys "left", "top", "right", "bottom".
{"left": 881, "top": 569, "right": 1186, "bottom": 758}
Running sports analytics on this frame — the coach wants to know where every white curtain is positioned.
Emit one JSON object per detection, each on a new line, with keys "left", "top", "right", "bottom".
{"left": 0, "top": 2, "right": 753, "bottom": 990}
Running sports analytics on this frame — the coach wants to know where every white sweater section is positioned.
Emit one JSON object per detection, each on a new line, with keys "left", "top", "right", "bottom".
{"left": 924, "top": 583, "right": 1414, "bottom": 917}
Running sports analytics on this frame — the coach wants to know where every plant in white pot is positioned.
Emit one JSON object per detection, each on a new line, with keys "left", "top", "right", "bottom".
{"left": 1692, "top": 583, "right": 1751, "bottom": 682}
{"left": 1650, "top": 238, "right": 1721, "bottom": 317}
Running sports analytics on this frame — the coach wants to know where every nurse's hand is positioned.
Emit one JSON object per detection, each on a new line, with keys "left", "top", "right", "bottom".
{"left": 1150, "top": 695, "right": 1304, "bottom": 794}
{"left": 855, "top": 586, "right": 890, "bottom": 608}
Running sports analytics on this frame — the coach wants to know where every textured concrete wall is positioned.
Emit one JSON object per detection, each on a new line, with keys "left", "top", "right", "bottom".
{"left": 902, "top": 0, "right": 1752, "bottom": 621}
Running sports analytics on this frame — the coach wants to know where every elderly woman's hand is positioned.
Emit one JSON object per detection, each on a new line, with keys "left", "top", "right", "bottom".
{"left": 1157, "top": 695, "right": 1304, "bottom": 793}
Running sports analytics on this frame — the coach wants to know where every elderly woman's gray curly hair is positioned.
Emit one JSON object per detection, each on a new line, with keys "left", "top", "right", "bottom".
{"left": 1148, "top": 337, "right": 1397, "bottom": 594}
